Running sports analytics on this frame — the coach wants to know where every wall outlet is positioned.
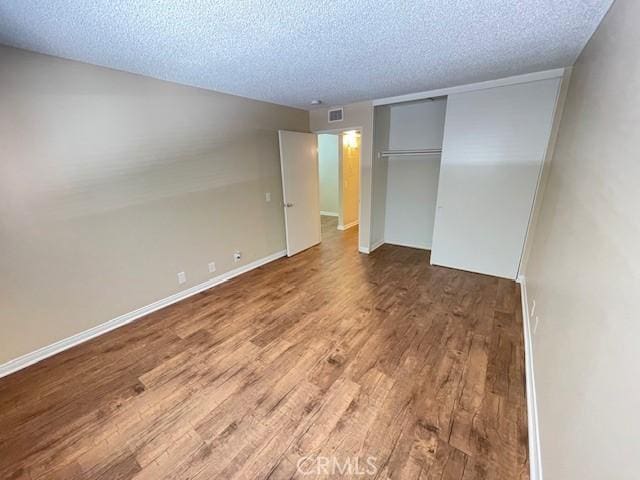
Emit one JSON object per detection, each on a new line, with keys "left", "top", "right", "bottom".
{"left": 265, "top": 192, "right": 271, "bottom": 202}
{"left": 208, "top": 261, "right": 216, "bottom": 273}
{"left": 233, "top": 251, "right": 242, "bottom": 262}
{"left": 177, "top": 271, "right": 187, "bottom": 284}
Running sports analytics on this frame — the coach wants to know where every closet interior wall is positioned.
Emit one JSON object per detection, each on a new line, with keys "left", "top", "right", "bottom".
{"left": 371, "top": 98, "right": 447, "bottom": 251}
{"left": 370, "top": 106, "right": 390, "bottom": 248}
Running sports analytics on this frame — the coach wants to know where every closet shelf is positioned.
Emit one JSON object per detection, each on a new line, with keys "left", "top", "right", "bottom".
{"left": 378, "top": 149, "right": 442, "bottom": 158}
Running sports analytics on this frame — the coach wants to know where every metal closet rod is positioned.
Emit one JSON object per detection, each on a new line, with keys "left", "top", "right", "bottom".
{"left": 378, "top": 149, "right": 442, "bottom": 158}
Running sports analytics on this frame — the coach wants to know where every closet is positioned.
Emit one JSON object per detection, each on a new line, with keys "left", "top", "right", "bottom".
{"left": 370, "top": 77, "right": 562, "bottom": 279}
{"left": 373, "top": 98, "right": 446, "bottom": 251}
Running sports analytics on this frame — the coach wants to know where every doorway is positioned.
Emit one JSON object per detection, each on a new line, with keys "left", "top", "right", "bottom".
{"left": 317, "top": 130, "right": 361, "bottom": 241}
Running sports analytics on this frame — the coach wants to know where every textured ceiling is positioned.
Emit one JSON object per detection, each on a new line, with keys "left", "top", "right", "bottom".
{"left": 0, "top": 0, "right": 613, "bottom": 109}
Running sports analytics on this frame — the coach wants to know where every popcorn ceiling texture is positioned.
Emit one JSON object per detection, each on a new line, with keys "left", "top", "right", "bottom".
{"left": 0, "top": 0, "right": 613, "bottom": 109}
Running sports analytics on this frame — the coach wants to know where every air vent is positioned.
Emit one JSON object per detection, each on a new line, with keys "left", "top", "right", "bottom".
{"left": 328, "top": 107, "right": 344, "bottom": 123}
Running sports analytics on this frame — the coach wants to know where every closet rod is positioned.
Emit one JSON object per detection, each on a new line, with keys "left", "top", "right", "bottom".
{"left": 378, "top": 149, "right": 442, "bottom": 158}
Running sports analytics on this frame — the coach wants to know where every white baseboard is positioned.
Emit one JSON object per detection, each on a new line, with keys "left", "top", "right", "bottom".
{"left": 517, "top": 275, "right": 543, "bottom": 480}
{"left": 359, "top": 239, "right": 384, "bottom": 254}
{"left": 320, "top": 211, "right": 339, "bottom": 217}
{"left": 383, "top": 239, "right": 430, "bottom": 250}
{"left": 337, "top": 220, "right": 358, "bottom": 231}
{"left": 0, "top": 250, "right": 287, "bottom": 379}
{"left": 370, "top": 239, "right": 384, "bottom": 252}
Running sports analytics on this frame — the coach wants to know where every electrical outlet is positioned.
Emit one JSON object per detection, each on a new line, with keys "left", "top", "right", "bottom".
{"left": 208, "top": 261, "right": 216, "bottom": 273}
{"left": 265, "top": 192, "right": 271, "bottom": 202}
{"left": 177, "top": 271, "right": 186, "bottom": 284}
{"left": 233, "top": 251, "right": 242, "bottom": 262}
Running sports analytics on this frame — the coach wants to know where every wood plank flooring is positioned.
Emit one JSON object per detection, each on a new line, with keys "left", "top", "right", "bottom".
{"left": 0, "top": 216, "right": 529, "bottom": 479}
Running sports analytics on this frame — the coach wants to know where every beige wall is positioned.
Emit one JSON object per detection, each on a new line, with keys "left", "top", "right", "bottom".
{"left": 310, "top": 102, "right": 374, "bottom": 251}
{"left": 0, "top": 45, "right": 308, "bottom": 364}
{"left": 340, "top": 134, "right": 360, "bottom": 227}
{"left": 522, "top": 1, "right": 639, "bottom": 478}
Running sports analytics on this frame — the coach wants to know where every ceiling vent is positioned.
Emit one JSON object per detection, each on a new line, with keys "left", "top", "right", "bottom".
{"left": 328, "top": 107, "right": 344, "bottom": 123}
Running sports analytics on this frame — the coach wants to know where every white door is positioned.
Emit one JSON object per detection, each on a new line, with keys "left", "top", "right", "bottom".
{"left": 431, "top": 78, "right": 561, "bottom": 279}
{"left": 278, "top": 130, "right": 321, "bottom": 256}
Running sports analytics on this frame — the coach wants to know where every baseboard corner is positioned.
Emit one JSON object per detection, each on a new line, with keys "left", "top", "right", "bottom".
{"left": 369, "top": 239, "right": 385, "bottom": 253}
{"left": 337, "top": 220, "right": 359, "bottom": 231}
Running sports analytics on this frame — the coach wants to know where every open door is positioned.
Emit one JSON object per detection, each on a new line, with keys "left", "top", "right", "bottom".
{"left": 278, "top": 130, "right": 321, "bottom": 256}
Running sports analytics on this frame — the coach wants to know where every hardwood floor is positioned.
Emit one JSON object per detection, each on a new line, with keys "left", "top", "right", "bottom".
{"left": 0, "top": 215, "right": 528, "bottom": 479}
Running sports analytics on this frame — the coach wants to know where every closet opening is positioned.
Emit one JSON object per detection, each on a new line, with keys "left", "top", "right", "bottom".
{"left": 317, "top": 129, "right": 361, "bottom": 244}
{"left": 371, "top": 97, "right": 447, "bottom": 257}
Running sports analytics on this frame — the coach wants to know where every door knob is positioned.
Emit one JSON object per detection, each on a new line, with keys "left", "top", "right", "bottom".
{"left": 285, "top": 202, "right": 294, "bottom": 208}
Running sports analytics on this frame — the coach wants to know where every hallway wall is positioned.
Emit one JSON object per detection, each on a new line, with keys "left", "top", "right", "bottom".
{"left": 318, "top": 134, "right": 339, "bottom": 216}
{"left": 340, "top": 133, "right": 360, "bottom": 228}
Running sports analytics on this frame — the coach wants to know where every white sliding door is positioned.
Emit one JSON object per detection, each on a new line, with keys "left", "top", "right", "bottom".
{"left": 431, "top": 79, "right": 561, "bottom": 279}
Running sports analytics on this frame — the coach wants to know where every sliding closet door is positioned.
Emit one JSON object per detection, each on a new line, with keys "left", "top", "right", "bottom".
{"left": 431, "top": 79, "right": 560, "bottom": 279}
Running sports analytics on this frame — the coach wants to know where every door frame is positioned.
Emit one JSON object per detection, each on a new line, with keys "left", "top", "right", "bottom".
{"left": 315, "top": 127, "right": 363, "bottom": 236}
